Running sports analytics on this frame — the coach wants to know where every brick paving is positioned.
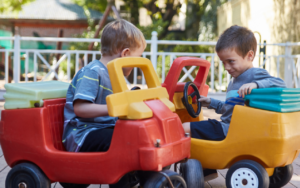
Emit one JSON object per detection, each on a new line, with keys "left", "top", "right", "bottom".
{"left": 0, "top": 107, "right": 300, "bottom": 187}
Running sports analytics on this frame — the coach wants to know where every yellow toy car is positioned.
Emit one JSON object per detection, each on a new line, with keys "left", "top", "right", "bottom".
{"left": 165, "top": 57, "right": 300, "bottom": 188}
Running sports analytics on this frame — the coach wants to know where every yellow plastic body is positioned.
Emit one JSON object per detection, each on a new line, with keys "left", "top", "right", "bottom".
{"left": 173, "top": 92, "right": 204, "bottom": 123}
{"left": 4, "top": 81, "right": 69, "bottom": 109}
{"left": 106, "top": 57, "right": 175, "bottom": 119}
{"left": 190, "top": 105, "right": 300, "bottom": 173}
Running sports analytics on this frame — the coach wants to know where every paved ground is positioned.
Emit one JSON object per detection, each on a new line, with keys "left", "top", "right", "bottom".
{"left": 0, "top": 106, "right": 300, "bottom": 187}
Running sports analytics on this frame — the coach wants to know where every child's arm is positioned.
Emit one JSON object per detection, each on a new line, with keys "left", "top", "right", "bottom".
{"left": 72, "top": 68, "right": 111, "bottom": 119}
{"left": 73, "top": 99, "right": 109, "bottom": 118}
{"left": 238, "top": 69, "right": 286, "bottom": 97}
{"left": 199, "top": 96, "right": 225, "bottom": 114}
{"left": 253, "top": 69, "right": 286, "bottom": 89}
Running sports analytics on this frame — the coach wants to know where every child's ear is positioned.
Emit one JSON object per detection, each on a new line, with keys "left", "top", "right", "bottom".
{"left": 247, "top": 50, "right": 255, "bottom": 61}
{"left": 121, "top": 48, "right": 130, "bottom": 57}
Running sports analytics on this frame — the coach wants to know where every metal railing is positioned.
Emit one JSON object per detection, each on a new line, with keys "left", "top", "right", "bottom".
{"left": 0, "top": 31, "right": 299, "bottom": 92}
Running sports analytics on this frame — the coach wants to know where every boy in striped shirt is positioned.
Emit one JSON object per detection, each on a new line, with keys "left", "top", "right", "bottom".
{"left": 62, "top": 19, "right": 146, "bottom": 187}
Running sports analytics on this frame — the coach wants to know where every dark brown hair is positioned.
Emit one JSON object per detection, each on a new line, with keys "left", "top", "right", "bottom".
{"left": 100, "top": 19, "right": 146, "bottom": 56}
{"left": 216, "top": 25, "right": 257, "bottom": 58}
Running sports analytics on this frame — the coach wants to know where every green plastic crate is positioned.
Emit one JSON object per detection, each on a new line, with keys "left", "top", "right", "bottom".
{"left": 244, "top": 88, "right": 300, "bottom": 112}
{"left": 4, "top": 81, "right": 69, "bottom": 109}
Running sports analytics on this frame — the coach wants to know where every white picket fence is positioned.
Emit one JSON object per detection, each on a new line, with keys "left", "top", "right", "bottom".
{"left": 0, "top": 31, "right": 299, "bottom": 93}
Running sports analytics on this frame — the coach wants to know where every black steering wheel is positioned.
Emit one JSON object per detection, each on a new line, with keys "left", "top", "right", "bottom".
{"left": 131, "top": 86, "right": 141, "bottom": 90}
{"left": 181, "top": 82, "right": 201, "bottom": 118}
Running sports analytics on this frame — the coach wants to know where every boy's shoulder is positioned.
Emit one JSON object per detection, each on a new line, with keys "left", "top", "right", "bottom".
{"left": 72, "top": 60, "right": 107, "bottom": 82}
{"left": 77, "top": 60, "right": 107, "bottom": 76}
{"left": 249, "top": 67, "right": 265, "bottom": 72}
{"left": 244, "top": 67, "right": 268, "bottom": 76}
{"left": 252, "top": 67, "right": 270, "bottom": 76}
{"left": 85, "top": 60, "right": 107, "bottom": 72}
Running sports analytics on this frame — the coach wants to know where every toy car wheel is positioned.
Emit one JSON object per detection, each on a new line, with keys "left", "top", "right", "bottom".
{"left": 269, "top": 164, "right": 293, "bottom": 188}
{"left": 180, "top": 159, "right": 204, "bottom": 188}
{"left": 5, "top": 162, "right": 51, "bottom": 188}
{"left": 59, "top": 182, "right": 90, "bottom": 188}
{"left": 128, "top": 171, "right": 140, "bottom": 187}
{"left": 143, "top": 169, "right": 187, "bottom": 188}
{"left": 163, "top": 165, "right": 171, "bottom": 170}
{"left": 226, "top": 160, "right": 269, "bottom": 188}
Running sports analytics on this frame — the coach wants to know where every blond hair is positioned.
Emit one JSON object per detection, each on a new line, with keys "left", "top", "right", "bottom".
{"left": 100, "top": 19, "right": 146, "bottom": 56}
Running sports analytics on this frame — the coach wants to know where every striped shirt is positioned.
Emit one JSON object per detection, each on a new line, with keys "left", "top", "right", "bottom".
{"left": 62, "top": 60, "right": 118, "bottom": 152}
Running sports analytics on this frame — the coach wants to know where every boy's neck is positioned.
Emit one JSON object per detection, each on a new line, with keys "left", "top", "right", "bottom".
{"left": 100, "top": 54, "right": 120, "bottom": 67}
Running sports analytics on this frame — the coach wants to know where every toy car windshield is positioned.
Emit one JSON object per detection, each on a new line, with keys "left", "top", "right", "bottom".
{"left": 106, "top": 57, "right": 175, "bottom": 119}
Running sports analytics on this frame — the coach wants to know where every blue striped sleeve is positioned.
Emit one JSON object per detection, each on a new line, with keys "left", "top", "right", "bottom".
{"left": 73, "top": 69, "right": 100, "bottom": 103}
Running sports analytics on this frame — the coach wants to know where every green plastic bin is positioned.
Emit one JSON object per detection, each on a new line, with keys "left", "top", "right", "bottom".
{"left": 4, "top": 81, "right": 69, "bottom": 109}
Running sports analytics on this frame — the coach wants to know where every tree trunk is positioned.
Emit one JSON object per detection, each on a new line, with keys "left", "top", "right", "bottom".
{"left": 130, "top": 0, "right": 140, "bottom": 25}
{"left": 88, "top": 4, "right": 112, "bottom": 51}
{"left": 54, "top": 29, "right": 63, "bottom": 80}
{"left": 185, "top": 0, "right": 209, "bottom": 39}
{"left": 143, "top": 0, "right": 181, "bottom": 39}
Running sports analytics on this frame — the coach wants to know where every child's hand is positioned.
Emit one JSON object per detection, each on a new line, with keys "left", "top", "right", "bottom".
{"left": 198, "top": 96, "right": 211, "bottom": 107}
{"left": 238, "top": 83, "right": 257, "bottom": 98}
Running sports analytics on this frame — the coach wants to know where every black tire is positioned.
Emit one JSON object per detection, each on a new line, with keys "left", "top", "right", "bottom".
{"left": 128, "top": 171, "right": 139, "bottom": 187}
{"left": 144, "top": 169, "right": 187, "bottom": 188}
{"left": 269, "top": 164, "right": 293, "bottom": 188}
{"left": 180, "top": 159, "right": 204, "bottom": 188}
{"left": 163, "top": 165, "right": 171, "bottom": 170}
{"left": 5, "top": 162, "right": 51, "bottom": 188}
{"left": 59, "top": 182, "right": 90, "bottom": 188}
{"left": 226, "top": 160, "right": 269, "bottom": 188}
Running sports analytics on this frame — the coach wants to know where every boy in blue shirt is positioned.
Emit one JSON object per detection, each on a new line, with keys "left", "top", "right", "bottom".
{"left": 62, "top": 19, "right": 146, "bottom": 188}
{"left": 182, "top": 25, "right": 286, "bottom": 181}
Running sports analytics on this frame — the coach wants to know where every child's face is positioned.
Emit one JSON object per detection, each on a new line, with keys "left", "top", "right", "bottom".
{"left": 121, "top": 45, "right": 145, "bottom": 76}
{"left": 217, "top": 48, "right": 254, "bottom": 78}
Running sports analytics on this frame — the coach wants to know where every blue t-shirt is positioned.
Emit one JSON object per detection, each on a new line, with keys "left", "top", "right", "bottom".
{"left": 62, "top": 60, "right": 118, "bottom": 152}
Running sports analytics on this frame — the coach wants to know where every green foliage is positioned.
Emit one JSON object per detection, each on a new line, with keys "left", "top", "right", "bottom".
{"left": 59, "top": 58, "right": 76, "bottom": 79}
{"left": 138, "top": 19, "right": 168, "bottom": 40}
{"left": 68, "top": 0, "right": 227, "bottom": 90}
{"left": 69, "top": 29, "right": 99, "bottom": 52}
{"left": 137, "top": 19, "right": 169, "bottom": 51}
{"left": 71, "top": 0, "right": 107, "bottom": 12}
{"left": 0, "top": 0, "right": 35, "bottom": 13}
{"left": 121, "top": 0, "right": 143, "bottom": 25}
{"left": 68, "top": 0, "right": 108, "bottom": 52}
{"left": 185, "top": 0, "right": 228, "bottom": 41}
{"left": 198, "top": 0, "right": 228, "bottom": 41}
{"left": 172, "top": 41, "right": 212, "bottom": 53}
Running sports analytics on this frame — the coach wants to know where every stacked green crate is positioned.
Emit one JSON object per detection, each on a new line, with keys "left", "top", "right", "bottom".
{"left": 4, "top": 81, "right": 69, "bottom": 109}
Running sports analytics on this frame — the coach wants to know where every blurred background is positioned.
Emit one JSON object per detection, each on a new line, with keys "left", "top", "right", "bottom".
{"left": 1, "top": 1, "right": 300, "bottom": 187}
{"left": 0, "top": 0, "right": 299, "bottom": 97}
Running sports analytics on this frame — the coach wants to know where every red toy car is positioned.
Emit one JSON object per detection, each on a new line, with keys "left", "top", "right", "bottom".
{"left": 162, "top": 56, "right": 210, "bottom": 121}
{"left": 0, "top": 57, "right": 204, "bottom": 188}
